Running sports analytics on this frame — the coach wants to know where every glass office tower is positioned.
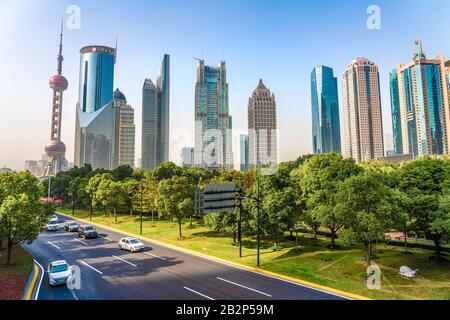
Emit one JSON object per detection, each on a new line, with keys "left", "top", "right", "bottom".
{"left": 194, "top": 60, "right": 233, "bottom": 170}
{"left": 240, "top": 134, "right": 249, "bottom": 172}
{"left": 389, "top": 69, "right": 403, "bottom": 155}
{"left": 311, "top": 66, "right": 341, "bottom": 154}
{"left": 74, "top": 45, "right": 117, "bottom": 170}
{"left": 392, "top": 41, "right": 449, "bottom": 157}
{"left": 141, "top": 79, "right": 158, "bottom": 170}
{"left": 157, "top": 54, "right": 170, "bottom": 164}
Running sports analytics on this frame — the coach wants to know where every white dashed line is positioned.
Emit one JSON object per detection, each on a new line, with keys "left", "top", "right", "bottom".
{"left": 74, "top": 238, "right": 88, "bottom": 246}
{"left": 217, "top": 277, "right": 272, "bottom": 297}
{"left": 80, "top": 261, "right": 103, "bottom": 275}
{"left": 112, "top": 255, "right": 137, "bottom": 267}
{"left": 143, "top": 252, "right": 167, "bottom": 261}
{"left": 184, "top": 287, "right": 215, "bottom": 300}
{"left": 46, "top": 241, "right": 60, "bottom": 250}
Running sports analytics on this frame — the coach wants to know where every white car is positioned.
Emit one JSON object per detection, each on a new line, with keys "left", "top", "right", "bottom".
{"left": 118, "top": 237, "right": 145, "bottom": 252}
{"left": 46, "top": 220, "right": 59, "bottom": 231}
{"left": 50, "top": 214, "right": 59, "bottom": 222}
{"left": 47, "top": 260, "right": 71, "bottom": 286}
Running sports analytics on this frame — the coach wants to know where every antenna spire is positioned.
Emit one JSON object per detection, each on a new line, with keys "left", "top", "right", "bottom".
{"left": 57, "top": 19, "right": 64, "bottom": 75}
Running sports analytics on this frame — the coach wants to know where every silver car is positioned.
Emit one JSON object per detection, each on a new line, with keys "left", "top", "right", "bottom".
{"left": 118, "top": 237, "right": 145, "bottom": 252}
{"left": 47, "top": 260, "right": 71, "bottom": 286}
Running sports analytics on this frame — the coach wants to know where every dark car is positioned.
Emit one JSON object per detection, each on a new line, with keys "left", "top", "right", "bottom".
{"left": 64, "top": 222, "right": 80, "bottom": 232}
{"left": 78, "top": 225, "right": 98, "bottom": 239}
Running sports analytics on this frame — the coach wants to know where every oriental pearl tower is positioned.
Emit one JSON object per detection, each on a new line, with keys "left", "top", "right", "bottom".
{"left": 43, "top": 23, "right": 68, "bottom": 177}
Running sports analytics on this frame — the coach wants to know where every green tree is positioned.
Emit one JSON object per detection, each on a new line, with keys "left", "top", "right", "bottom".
{"left": 0, "top": 172, "right": 53, "bottom": 265}
{"left": 86, "top": 173, "right": 114, "bottom": 216}
{"left": 337, "top": 172, "right": 397, "bottom": 266}
{"left": 112, "top": 165, "right": 134, "bottom": 181}
{"left": 132, "top": 174, "right": 158, "bottom": 222}
{"left": 156, "top": 176, "right": 196, "bottom": 238}
{"left": 298, "top": 153, "right": 362, "bottom": 248}
{"left": 68, "top": 177, "right": 82, "bottom": 215}
{"left": 262, "top": 187, "right": 300, "bottom": 247}
{"left": 397, "top": 157, "right": 450, "bottom": 259}
{"left": 153, "top": 162, "right": 183, "bottom": 181}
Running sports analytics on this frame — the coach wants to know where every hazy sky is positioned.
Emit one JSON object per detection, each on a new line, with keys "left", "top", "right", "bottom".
{"left": 1, "top": 0, "right": 450, "bottom": 170}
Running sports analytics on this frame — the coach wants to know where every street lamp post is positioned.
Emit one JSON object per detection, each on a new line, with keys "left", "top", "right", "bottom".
{"left": 140, "top": 179, "right": 143, "bottom": 235}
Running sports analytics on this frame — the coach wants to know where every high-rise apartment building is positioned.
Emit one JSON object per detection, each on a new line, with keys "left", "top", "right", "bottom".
{"left": 141, "top": 55, "right": 170, "bottom": 170}
{"left": 389, "top": 69, "right": 403, "bottom": 155}
{"left": 311, "top": 66, "right": 341, "bottom": 154}
{"left": 194, "top": 59, "right": 233, "bottom": 171}
{"left": 342, "top": 58, "right": 384, "bottom": 162}
{"left": 390, "top": 41, "right": 450, "bottom": 157}
{"left": 74, "top": 45, "right": 117, "bottom": 170}
{"left": 248, "top": 79, "right": 278, "bottom": 169}
{"left": 113, "top": 89, "right": 135, "bottom": 167}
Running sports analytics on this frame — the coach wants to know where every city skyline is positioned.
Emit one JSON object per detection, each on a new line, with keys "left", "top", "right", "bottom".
{"left": 2, "top": 0, "right": 450, "bottom": 170}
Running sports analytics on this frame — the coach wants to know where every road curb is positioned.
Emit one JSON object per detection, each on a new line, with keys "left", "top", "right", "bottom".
{"left": 22, "top": 260, "right": 43, "bottom": 300}
{"left": 58, "top": 211, "right": 371, "bottom": 301}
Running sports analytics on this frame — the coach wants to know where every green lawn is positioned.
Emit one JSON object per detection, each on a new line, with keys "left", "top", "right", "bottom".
{"left": 0, "top": 244, "right": 34, "bottom": 300}
{"left": 58, "top": 207, "right": 450, "bottom": 300}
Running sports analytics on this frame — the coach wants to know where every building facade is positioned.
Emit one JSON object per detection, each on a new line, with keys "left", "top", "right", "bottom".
{"left": 74, "top": 45, "right": 117, "bottom": 170}
{"left": 114, "top": 89, "right": 135, "bottom": 167}
{"left": 311, "top": 66, "right": 341, "bottom": 155}
{"left": 342, "top": 58, "right": 384, "bottom": 163}
{"left": 389, "top": 69, "right": 403, "bottom": 155}
{"left": 240, "top": 134, "right": 249, "bottom": 172}
{"left": 248, "top": 79, "right": 278, "bottom": 169}
{"left": 194, "top": 60, "right": 233, "bottom": 170}
{"left": 390, "top": 41, "right": 450, "bottom": 157}
{"left": 141, "top": 55, "right": 170, "bottom": 170}
{"left": 181, "top": 147, "right": 194, "bottom": 168}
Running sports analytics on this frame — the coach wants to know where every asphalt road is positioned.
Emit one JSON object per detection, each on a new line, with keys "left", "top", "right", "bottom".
{"left": 22, "top": 214, "right": 348, "bottom": 300}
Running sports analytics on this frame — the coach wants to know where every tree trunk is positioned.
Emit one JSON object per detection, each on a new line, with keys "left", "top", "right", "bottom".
{"left": 0, "top": 239, "right": 3, "bottom": 250}
{"left": 366, "top": 241, "right": 372, "bottom": 267}
{"left": 114, "top": 207, "right": 117, "bottom": 223}
{"left": 433, "top": 237, "right": 442, "bottom": 259}
{"left": 72, "top": 199, "right": 75, "bottom": 215}
{"left": 313, "top": 225, "right": 318, "bottom": 240}
{"left": 178, "top": 219, "right": 182, "bottom": 239}
{"left": 6, "top": 239, "right": 13, "bottom": 266}
{"left": 404, "top": 231, "right": 408, "bottom": 253}
{"left": 190, "top": 216, "right": 193, "bottom": 228}
{"left": 330, "top": 229, "right": 336, "bottom": 248}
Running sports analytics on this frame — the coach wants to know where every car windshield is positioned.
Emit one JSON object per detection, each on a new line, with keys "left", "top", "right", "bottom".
{"left": 49, "top": 221, "right": 58, "bottom": 225}
{"left": 51, "top": 264, "right": 69, "bottom": 273}
{"left": 130, "top": 239, "right": 140, "bottom": 244}
{"left": 70, "top": 223, "right": 78, "bottom": 226}
{"left": 84, "top": 226, "right": 94, "bottom": 231}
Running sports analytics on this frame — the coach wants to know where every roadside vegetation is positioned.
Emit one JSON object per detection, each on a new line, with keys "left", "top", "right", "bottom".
{"left": 46, "top": 154, "right": 450, "bottom": 300}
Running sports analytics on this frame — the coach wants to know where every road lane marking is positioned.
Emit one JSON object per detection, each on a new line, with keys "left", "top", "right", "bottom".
{"left": 74, "top": 238, "right": 88, "bottom": 246}
{"left": 183, "top": 287, "right": 215, "bottom": 300}
{"left": 143, "top": 252, "right": 167, "bottom": 261}
{"left": 112, "top": 255, "right": 137, "bottom": 267}
{"left": 80, "top": 261, "right": 103, "bottom": 275}
{"left": 46, "top": 241, "right": 60, "bottom": 250}
{"left": 99, "top": 235, "right": 113, "bottom": 241}
{"left": 217, "top": 277, "right": 272, "bottom": 297}
{"left": 34, "top": 260, "right": 44, "bottom": 300}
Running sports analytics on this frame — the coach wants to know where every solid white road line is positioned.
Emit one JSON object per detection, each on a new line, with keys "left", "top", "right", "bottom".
{"left": 80, "top": 261, "right": 103, "bottom": 275}
{"left": 184, "top": 287, "right": 215, "bottom": 300}
{"left": 34, "top": 260, "right": 45, "bottom": 301}
{"left": 46, "top": 241, "right": 60, "bottom": 250}
{"left": 217, "top": 277, "right": 272, "bottom": 297}
{"left": 143, "top": 252, "right": 167, "bottom": 261}
{"left": 74, "top": 238, "right": 88, "bottom": 246}
{"left": 112, "top": 255, "right": 137, "bottom": 267}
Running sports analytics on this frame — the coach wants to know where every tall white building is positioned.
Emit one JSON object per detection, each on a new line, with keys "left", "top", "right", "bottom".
{"left": 114, "top": 89, "right": 135, "bottom": 167}
{"left": 248, "top": 79, "right": 278, "bottom": 169}
{"left": 342, "top": 58, "right": 384, "bottom": 163}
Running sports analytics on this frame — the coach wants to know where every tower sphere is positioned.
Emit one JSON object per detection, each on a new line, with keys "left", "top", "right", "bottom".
{"left": 49, "top": 75, "right": 68, "bottom": 91}
{"left": 45, "top": 140, "right": 66, "bottom": 158}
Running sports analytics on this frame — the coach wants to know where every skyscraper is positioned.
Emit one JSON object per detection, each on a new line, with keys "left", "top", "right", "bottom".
{"left": 157, "top": 54, "right": 170, "bottom": 164}
{"left": 389, "top": 69, "right": 403, "bottom": 155}
{"left": 74, "top": 45, "right": 117, "bottom": 170}
{"left": 390, "top": 41, "right": 450, "bottom": 157}
{"left": 342, "top": 58, "right": 384, "bottom": 162}
{"left": 194, "top": 59, "right": 233, "bottom": 170}
{"left": 43, "top": 24, "right": 68, "bottom": 177}
{"left": 181, "top": 147, "right": 194, "bottom": 168}
{"left": 114, "top": 89, "right": 135, "bottom": 167}
{"left": 248, "top": 79, "right": 278, "bottom": 169}
{"left": 240, "top": 134, "right": 249, "bottom": 172}
{"left": 311, "top": 66, "right": 341, "bottom": 155}
{"left": 141, "top": 55, "right": 170, "bottom": 170}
